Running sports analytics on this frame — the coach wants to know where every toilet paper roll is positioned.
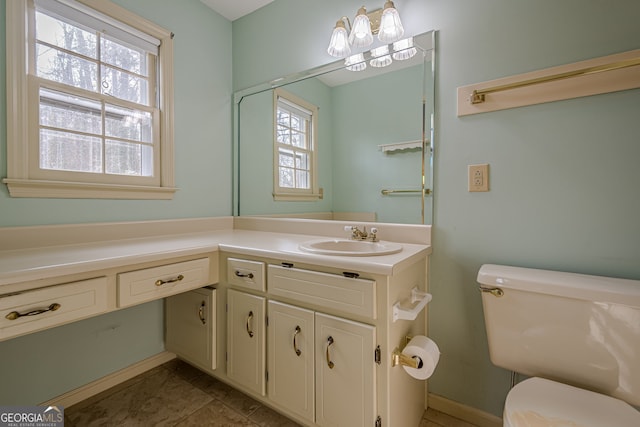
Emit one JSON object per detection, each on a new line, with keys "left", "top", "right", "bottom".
{"left": 402, "top": 335, "right": 440, "bottom": 380}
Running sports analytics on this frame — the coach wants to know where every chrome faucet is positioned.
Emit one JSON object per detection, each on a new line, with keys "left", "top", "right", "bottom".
{"left": 344, "top": 225, "right": 378, "bottom": 242}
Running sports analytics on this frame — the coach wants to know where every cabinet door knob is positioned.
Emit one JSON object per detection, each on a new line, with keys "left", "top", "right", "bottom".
{"left": 246, "top": 311, "right": 254, "bottom": 337}
{"left": 293, "top": 325, "right": 302, "bottom": 356}
{"left": 198, "top": 301, "right": 206, "bottom": 325}
{"left": 326, "top": 336, "right": 335, "bottom": 369}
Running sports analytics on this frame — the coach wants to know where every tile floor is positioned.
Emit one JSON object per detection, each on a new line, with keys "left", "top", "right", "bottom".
{"left": 65, "top": 359, "right": 479, "bottom": 427}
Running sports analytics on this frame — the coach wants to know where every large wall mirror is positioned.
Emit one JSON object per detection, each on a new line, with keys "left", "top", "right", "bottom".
{"left": 233, "top": 31, "right": 435, "bottom": 225}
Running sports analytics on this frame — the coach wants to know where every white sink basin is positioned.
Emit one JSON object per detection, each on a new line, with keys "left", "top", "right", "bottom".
{"left": 299, "top": 239, "right": 402, "bottom": 256}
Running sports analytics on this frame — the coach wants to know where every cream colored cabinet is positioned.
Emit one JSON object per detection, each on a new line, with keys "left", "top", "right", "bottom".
{"left": 0, "top": 277, "right": 109, "bottom": 342}
{"left": 212, "top": 254, "right": 428, "bottom": 427}
{"left": 267, "top": 300, "right": 376, "bottom": 427}
{"left": 315, "top": 312, "right": 376, "bottom": 427}
{"left": 227, "top": 288, "right": 266, "bottom": 396}
{"left": 166, "top": 287, "right": 216, "bottom": 371}
{"left": 118, "top": 258, "right": 211, "bottom": 308}
{"left": 267, "top": 300, "right": 315, "bottom": 423}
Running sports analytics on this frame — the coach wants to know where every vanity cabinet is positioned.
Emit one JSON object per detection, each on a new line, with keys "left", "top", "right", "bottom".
{"left": 0, "top": 276, "right": 109, "bottom": 341}
{"left": 315, "top": 311, "right": 376, "bottom": 427}
{"left": 166, "top": 286, "right": 216, "bottom": 371}
{"left": 267, "top": 301, "right": 315, "bottom": 422}
{"left": 227, "top": 288, "right": 266, "bottom": 396}
{"left": 168, "top": 251, "right": 428, "bottom": 427}
{"left": 118, "top": 258, "right": 211, "bottom": 308}
{"left": 267, "top": 300, "right": 376, "bottom": 426}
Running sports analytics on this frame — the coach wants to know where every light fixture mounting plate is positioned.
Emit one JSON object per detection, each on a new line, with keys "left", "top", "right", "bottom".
{"left": 366, "top": 8, "right": 383, "bottom": 34}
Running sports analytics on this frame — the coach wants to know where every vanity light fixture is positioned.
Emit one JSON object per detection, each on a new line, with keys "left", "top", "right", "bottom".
{"left": 345, "top": 53, "right": 367, "bottom": 72}
{"left": 327, "top": 1, "right": 405, "bottom": 59}
{"left": 392, "top": 37, "right": 417, "bottom": 60}
{"left": 349, "top": 7, "right": 374, "bottom": 48}
{"left": 378, "top": 1, "right": 405, "bottom": 43}
{"left": 370, "top": 45, "right": 392, "bottom": 68}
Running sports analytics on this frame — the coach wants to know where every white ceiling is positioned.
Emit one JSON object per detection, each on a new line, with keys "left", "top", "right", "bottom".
{"left": 200, "top": 0, "right": 275, "bottom": 21}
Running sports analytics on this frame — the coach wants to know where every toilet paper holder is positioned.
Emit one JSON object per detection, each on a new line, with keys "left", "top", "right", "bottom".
{"left": 392, "top": 287, "right": 432, "bottom": 322}
{"left": 391, "top": 336, "right": 423, "bottom": 369}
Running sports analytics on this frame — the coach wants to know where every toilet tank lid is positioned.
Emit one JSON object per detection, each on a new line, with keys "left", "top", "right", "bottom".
{"left": 477, "top": 264, "right": 640, "bottom": 306}
{"left": 505, "top": 377, "right": 640, "bottom": 427}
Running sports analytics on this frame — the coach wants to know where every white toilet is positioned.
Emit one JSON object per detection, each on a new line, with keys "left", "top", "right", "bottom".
{"left": 477, "top": 264, "right": 640, "bottom": 427}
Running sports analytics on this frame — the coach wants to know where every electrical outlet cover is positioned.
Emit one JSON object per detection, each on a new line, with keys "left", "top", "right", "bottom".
{"left": 468, "top": 164, "right": 489, "bottom": 192}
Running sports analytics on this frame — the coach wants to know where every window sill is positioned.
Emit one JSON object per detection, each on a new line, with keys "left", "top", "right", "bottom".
{"left": 3, "top": 179, "right": 177, "bottom": 200}
{"left": 272, "top": 192, "right": 322, "bottom": 202}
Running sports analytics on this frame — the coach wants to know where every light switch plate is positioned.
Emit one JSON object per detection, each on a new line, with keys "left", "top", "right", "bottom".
{"left": 468, "top": 164, "right": 489, "bottom": 192}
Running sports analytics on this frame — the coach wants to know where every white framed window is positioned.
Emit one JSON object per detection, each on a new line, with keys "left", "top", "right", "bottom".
{"left": 3, "top": 0, "right": 176, "bottom": 199}
{"left": 273, "top": 88, "right": 320, "bottom": 201}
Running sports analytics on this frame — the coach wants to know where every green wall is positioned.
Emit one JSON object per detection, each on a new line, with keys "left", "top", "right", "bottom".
{"left": 233, "top": 0, "right": 640, "bottom": 417}
{"left": 0, "top": 0, "right": 232, "bottom": 404}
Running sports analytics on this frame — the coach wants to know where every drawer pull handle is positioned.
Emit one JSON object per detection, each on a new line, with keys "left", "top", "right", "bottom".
{"left": 326, "top": 336, "right": 335, "bottom": 369}
{"left": 5, "top": 303, "right": 61, "bottom": 321}
{"left": 293, "top": 325, "right": 302, "bottom": 356}
{"left": 234, "top": 271, "right": 254, "bottom": 279}
{"left": 198, "top": 301, "right": 206, "bottom": 325}
{"left": 246, "top": 311, "right": 254, "bottom": 337}
{"left": 155, "top": 274, "right": 184, "bottom": 287}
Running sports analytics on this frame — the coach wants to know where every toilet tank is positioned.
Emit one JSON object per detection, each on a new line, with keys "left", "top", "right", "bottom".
{"left": 477, "top": 264, "right": 640, "bottom": 406}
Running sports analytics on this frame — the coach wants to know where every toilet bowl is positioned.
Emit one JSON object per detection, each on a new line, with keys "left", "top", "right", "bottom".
{"left": 503, "top": 377, "right": 640, "bottom": 427}
{"left": 477, "top": 264, "right": 640, "bottom": 427}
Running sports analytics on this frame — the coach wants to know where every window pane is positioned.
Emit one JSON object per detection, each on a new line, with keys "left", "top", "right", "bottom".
{"left": 40, "top": 88, "right": 102, "bottom": 135}
{"left": 40, "top": 129, "right": 102, "bottom": 173}
{"left": 101, "top": 37, "right": 146, "bottom": 76}
{"left": 105, "top": 140, "right": 153, "bottom": 176}
{"left": 291, "top": 114, "right": 306, "bottom": 132}
{"left": 276, "top": 125, "right": 290, "bottom": 145}
{"left": 277, "top": 109, "right": 290, "bottom": 126}
{"left": 36, "top": 12, "right": 97, "bottom": 58}
{"left": 105, "top": 104, "right": 152, "bottom": 143}
{"left": 296, "top": 152, "right": 308, "bottom": 169}
{"left": 37, "top": 44, "right": 98, "bottom": 91}
{"left": 279, "top": 167, "right": 294, "bottom": 188}
{"left": 291, "top": 131, "right": 307, "bottom": 148}
{"left": 101, "top": 65, "right": 149, "bottom": 105}
{"left": 296, "top": 170, "right": 309, "bottom": 189}
{"left": 279, "top": 148, "right": 294, "bottom": 167}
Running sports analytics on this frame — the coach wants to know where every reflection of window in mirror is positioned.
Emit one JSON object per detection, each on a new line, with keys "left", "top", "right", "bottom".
{"left": 272, "top": 89, "right": 320, "bottom": 201}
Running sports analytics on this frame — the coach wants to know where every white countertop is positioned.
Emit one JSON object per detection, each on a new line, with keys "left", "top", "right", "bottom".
{"left": 0, "top": 227, "right": 431, "bottom": 287}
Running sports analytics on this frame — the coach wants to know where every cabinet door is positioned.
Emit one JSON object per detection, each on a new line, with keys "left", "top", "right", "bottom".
{"left": 315, "top": 313, "right": 376, "bottom": 427}
{"left": 166, "top": 288, "right": 216, "bottom": 371}
{"left": 268, "top": 301, "right": 315, "bottom": 423}
{"left": 227, "top": 289, "right": 266, "bottom": 395}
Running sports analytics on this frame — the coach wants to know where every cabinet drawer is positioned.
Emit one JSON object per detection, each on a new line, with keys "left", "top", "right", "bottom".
{"left": 118, "top": 258, "right": 210, "bottom": 307}
{"left": 0, "top": 277, "right": 109, "bottom": 341}
{"left": 268, "top": 265, "right": 376, "bottom": 319}
{"left": 227, "top": 258, "right": 265, "bottom": 292}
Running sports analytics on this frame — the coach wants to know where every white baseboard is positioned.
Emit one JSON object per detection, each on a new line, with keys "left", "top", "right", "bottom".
{"left": 40, "top": 351, "right": 176, "bottom": 408}
{"left": 428, "top": 393, "right": 502, "bottom": 427}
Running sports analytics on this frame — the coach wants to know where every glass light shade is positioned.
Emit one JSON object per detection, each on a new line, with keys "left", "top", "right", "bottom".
{"left": 392, "top": 37, "right": 417, "bottom": 61}
{"left": 345, "top": 53, "right": 366, "bottom": 72}
{"left": 348, "top": 7, "right": 373, "bottom": 48}
{"left": 327, "top": 21, "right": 351, "bottom": 58}
{"left": 378, "top": 1, "right": 404, "bottom": 43}
{"left": 370, "top": 45, "right": 392, "bottom": 68}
